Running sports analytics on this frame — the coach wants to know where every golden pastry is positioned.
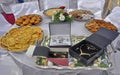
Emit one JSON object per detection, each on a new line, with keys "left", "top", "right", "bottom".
{"left": 85, "top": 19, "right": 118, "bottom": 32}
{"left": 0, "top": 26, "right": 43, "bottom": 52}
{"left": 15, "top": 14, "right": 42, "bottom": 26}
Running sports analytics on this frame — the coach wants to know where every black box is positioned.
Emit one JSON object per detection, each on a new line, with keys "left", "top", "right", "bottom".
{"left": 33, "top": 46, "right": 50, "bottom": 57}
{"left": 69, "top": 28, "right": 119, "bottom": 66}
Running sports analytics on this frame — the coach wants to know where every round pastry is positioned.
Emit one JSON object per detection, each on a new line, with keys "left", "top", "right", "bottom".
{"left": 15, "top": 14, "right": 42, "bottom": 26}
{"left": 85, "top": 19, "right": 118, "bottom": 32}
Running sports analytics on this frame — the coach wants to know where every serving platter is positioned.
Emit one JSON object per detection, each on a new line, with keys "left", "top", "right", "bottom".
{"left": 69, "top": 10, "right": 94, "bottom": 21}
{"left": 85, "top": 19, "right": 118, "bottom": 33}
{"left": 15, "top": 14, "right": 42, "bottom": 26}
{"left": 35, "top": 50, "right": 113, "bottom": 70}
{"left": 34, "top": 35, "right": 113, "bottom": 70}
{"left": 0, "top": 26, "right": 43, "bottom": 52}
{"left": 43, "top": 8, "right": 62, "bottom": 17}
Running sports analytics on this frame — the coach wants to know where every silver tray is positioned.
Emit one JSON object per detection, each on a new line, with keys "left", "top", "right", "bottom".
{"left": 34, "top": 35, "right": 114, "bottom": 70}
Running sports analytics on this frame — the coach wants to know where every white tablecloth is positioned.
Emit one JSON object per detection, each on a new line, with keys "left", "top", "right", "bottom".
{"left": 0, "top": 1, "right": 120, "bottom": 75}
{"left": 0, "top": 55, "right": 22, "bottom": 75}
{"left": 7, "top": 11, "right": 120, "bottom": 75}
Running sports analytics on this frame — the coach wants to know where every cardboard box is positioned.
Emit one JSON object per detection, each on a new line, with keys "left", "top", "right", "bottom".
{"left": 69, "top": 28, "right": 119, "bottom": 66}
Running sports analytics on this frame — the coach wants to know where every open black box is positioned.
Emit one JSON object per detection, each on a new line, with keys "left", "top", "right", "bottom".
{"left": 69, "top": 28, "right": 119, "bottom": 66}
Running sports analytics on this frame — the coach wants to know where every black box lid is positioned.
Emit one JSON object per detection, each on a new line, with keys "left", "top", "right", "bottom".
{"left": 86, "top": 28, "right": 119, "bottom": 48}
{"left": 33, "top": 46, "right": 50, "bottom": 57}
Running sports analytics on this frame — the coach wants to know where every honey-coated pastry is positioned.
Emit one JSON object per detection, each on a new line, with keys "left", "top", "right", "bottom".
{"left": 15, "top": 14, "right": 42, "bottom": 26}
{"left": 85, "top": 19, "right": 118, "bottom": 32}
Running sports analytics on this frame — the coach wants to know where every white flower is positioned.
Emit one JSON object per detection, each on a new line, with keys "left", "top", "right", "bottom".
{"left": 59, "top": 15, "right": 65, "bottom": 21}
{"left": 59, "top": 13, "right": 65, "bottom": 21}
{"left": 93, "top": 63, "right": 98, "bottom": 67}
{"left": 69, "top": 15, "right": 72, "bottom": 18}
{"left": 97, "top": 58, "right": 101, "bottom": 62}
{"left": 47, "top": 61, "right": 53, "bottom": 66}
{"left": 60, "top": 13, "right": 64, "bottom": 17}
{"left": 52, "top": 15, "right": 54, "bottom": 21}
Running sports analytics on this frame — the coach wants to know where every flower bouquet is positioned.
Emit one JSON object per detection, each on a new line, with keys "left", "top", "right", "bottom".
{"left": 52, "top": 6, "right": 73, "bottom": 23}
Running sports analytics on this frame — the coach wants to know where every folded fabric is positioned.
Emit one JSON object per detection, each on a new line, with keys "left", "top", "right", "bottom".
{"left": 1, "top": 12, "right": 15, "bottom": 25}
{"left": 0, "top": 2, "right": 15, "bottom": 25}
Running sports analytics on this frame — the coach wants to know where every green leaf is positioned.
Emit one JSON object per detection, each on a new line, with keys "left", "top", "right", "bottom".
{"left": 75, "top": 60, "right": 84, "bottom": 67}
{"left": 75, "top": 62, "right": 84, "bottom": 67}
{"left": 98, "top": 62, "right": 108, "bottom": 68}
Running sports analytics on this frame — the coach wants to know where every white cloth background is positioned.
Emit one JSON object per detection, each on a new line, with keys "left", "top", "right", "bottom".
{"left": 0, "top": 14, "right": 12, "bottom": 32}
{"left": 0, "top": 0, "right": 16, "bottom": 4}
{"left": 104, "top": 6, "right": 120, "bottom": 32}
{"left": 77, "top": 0, "right": 105, "bottom": 19}
{"left": 10, "top": 1, "right": 40, "bottom": 18}
{"left": 38, "top": 0, "right": 70, "bottom": 10}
